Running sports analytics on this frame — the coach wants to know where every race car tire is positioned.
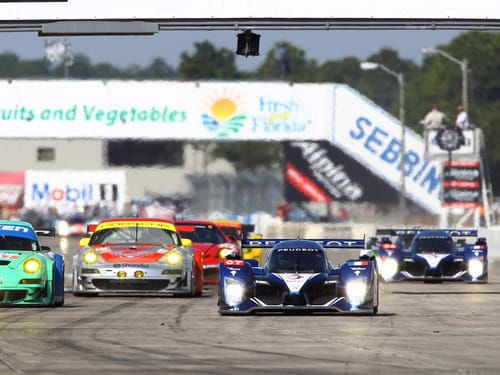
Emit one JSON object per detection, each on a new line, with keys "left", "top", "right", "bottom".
{"left": 218, "top": 310, "right": 246, "bottom": 316}
{"left": 52, "top": 264, "right": 65, "bottom": 307}
{"left": 189, "top": 260, "right": 203, "bottom": 297}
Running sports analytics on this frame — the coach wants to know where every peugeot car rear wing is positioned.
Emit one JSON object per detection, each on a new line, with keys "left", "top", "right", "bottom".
{"left": 241, "top": 239, "right": 365, "bottom": 249}
{"left": 376, "top": 229, "right": 478, "bottom": 237}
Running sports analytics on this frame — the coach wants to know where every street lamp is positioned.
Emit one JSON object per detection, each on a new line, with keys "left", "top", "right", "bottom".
{"left": 360, "top": 61, "right": 406, "bottom": 217}
{"left": 44, "top": 39, "right": 74, "bottom": 78}
{"left": 421, "top": 47, "right": 468, "bottom": 113}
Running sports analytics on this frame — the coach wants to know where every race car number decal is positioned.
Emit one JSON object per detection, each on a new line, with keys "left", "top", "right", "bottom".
{"left": 224, "top": 260, "right": 245, "bottom": 267}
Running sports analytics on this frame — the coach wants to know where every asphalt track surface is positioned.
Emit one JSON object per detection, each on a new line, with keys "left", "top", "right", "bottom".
{"left": 1, "top": 239, "right": 500, "bottom": 374}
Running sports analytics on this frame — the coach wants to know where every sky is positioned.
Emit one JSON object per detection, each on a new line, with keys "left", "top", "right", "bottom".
{"left": 0, "top": 30, "right": 464, "bottom": 71}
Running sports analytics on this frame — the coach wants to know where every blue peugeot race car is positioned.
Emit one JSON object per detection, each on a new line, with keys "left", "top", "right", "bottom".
{"left": 218, "top": 238, "right": 379, "bottom": 315}
{"left": 0, "top": 221, "right": 65, "bottom": 306}
{"left": 371, "top": 229, "right": 487, "bottom": 283}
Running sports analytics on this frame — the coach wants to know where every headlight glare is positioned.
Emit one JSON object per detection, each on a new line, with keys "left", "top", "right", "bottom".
{"left": 468, "top": 258, "right": 484, "bottom": 278}
{"left": 23, "top": 258, "right": 42, "bottom": 274}
{"left": 380, "top": 258, "right": 399, "bottom": 280}
{"left": 82, "top": 250, "right": 99, "bottom": 265}
{"left": 224, "top": 278, "right": 245, "bottom": 306}
{"left": 164, "top": 250, "right": 183, "bottom": 266}
{"left": 345, "top": 280, "right": 368, "bottom": 307}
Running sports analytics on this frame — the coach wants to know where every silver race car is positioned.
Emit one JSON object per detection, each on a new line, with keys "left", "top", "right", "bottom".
{"left": 72, "top": 218, "right": 203, "bottom": 296}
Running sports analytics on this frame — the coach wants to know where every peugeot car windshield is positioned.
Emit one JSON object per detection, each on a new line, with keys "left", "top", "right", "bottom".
{"left": 0, "top": 236, "right": 39, "bottom": 251}
{"left": 267, "top": 248, "right": 327, "bottom": 273}
{"left": 90, "top": 227, "right": 179, "bottom": 245}
{"left": 397, "top": 235, "right": 415, "bottom": 249}
{"left": 413, "top": 236, "right": 453, "bottom": 254}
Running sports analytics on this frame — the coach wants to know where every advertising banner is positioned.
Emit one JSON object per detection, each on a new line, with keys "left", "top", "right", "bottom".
{"left": 442, "top": 160, "right": 481, "bottom": 208}
{"left": 0, "top": 81, "right": 332, "bottom": 141}
{"left": 0, "top": 171, "right": 25, "bottom": 207}
{"left": 284, "top": 141, "right": 399, "bottom": 204}
{"left": 24, "top": 170, "right": 126, "bottom": 212}
{"left": 426, "top": 129, "right": 476, "bottom": 157}
{"left": 331, "top": 85, "right": 443, "bottom": 214}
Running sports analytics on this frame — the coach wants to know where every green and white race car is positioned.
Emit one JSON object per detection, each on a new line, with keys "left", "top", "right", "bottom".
{"left": 0, "top": 221, "right": 64, "bottom": 306}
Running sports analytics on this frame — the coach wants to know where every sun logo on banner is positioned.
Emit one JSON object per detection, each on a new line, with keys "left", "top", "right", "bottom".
{"left": 201, "top": 91, "right": 247, "bottom": 137}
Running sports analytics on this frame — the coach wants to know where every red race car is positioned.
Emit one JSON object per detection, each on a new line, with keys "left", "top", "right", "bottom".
{"left": 175, "top": 220, "right": 240, "bottom": 283}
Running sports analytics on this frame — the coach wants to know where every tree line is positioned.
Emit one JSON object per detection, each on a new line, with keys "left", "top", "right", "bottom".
{"left": 0, "top": 32, "right": 498, "bottom": 191}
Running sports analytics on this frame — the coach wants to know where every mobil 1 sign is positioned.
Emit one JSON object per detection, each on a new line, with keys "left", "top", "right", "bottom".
{"left": 24, "top": 170, "right": 126, "bottom": 210}
{"left": 331, "top": 85, "right": 443, "bottom": 214}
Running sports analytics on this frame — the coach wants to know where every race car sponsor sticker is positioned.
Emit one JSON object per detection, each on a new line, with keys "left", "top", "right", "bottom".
{"left": 0, "top": 252, "right": 19, "bottom": 259}
{"left": 276, "top": 248, "right": 319, "bottom": 252}
{"left": 280, "top": 273, "right": 317, "bottom": 293}
{"left": 417, "top": 253, "right": 449, "bottom": 268}
{"left": 96, "top": 221, "right": 176, "bottom": 232}
{"left": 348, "top": 261, "right": 368, "bottom": 266}
{"left": 0, "top": 225, "right": 30, "bottom": 233}
{"left": 112, "top": 263, "right": 150, "bottom": 268}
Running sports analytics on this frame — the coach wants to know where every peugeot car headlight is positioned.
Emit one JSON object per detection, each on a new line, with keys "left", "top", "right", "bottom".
{"left": 224, "top": 278, "right": 245, "bottom": 307}
{"left": 82, "top": 250, "right": 99, "bottom": 265}
{"left": 219, "top": 248, "right": 235, "bottom": 258}
{"left": 380, "top": 258, "right": 399, "bottom": 280}
{"left": 164, "top": 250, "right": 183, "bottom": 266}
{"left": 23, "top": 258, "right": 42, "bottom": 274}
{"left": 468, "top": 258, "right": 484, "bottom": 278}
{"left": 345, "top": 280, "right": 368, "bottom": 307}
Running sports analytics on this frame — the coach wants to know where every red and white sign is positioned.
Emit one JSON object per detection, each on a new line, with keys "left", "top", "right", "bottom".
{"left": 0, "top": 171, "right": 25, "bottom": 207}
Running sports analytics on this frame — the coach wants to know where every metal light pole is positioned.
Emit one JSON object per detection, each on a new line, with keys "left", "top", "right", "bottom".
{"left": 360, "top": 62, "right": 406, "bottom": 217}
{"left": 421, "top": 47, "right": 468, "bottom": 113}
{"left": 44, "top": 39, "right": 74, "bottom": 78}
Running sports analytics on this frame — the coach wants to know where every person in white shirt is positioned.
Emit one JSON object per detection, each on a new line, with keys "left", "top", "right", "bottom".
{"left": 455, "top": 105, "right": 469, "bottom": 129}
{"left": 421, "top": 104, "right": 447, "bottom": 130}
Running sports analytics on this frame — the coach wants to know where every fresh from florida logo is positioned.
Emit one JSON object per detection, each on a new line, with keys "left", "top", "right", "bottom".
{"left": 201, "top": 91, "right": 246, "bottom": 137}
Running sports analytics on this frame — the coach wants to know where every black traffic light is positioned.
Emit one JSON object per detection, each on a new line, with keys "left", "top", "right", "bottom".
{"left": 236, "top": 30, "right": 260, "bottom": 57}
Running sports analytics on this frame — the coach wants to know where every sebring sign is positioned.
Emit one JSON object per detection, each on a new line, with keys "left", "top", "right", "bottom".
{"left": 332, "top": 85, "right": 442, "bottom": 214}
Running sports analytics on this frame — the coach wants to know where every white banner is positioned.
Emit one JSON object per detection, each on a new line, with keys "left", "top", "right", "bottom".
{"left": 0, "top": 81, "right": 332, "bottom": 141}
{"left": 24, "top": 170, "right": 126, "bottom": 212}
{"left": 0, "top": 1, "right": 497, "bottom": 20}
{"left": 332, "top": 85, "right": 443, "bottom": 215}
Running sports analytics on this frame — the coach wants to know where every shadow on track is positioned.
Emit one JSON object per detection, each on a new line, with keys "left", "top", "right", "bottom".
{"left": 392, "top": 291, "right": 500, "bottom": 295}
{"left": 230, "top": 312, "right": 397, "bottom": 317}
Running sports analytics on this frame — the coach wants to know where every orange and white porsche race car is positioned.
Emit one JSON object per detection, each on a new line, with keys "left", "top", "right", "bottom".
{"left": 72, "top": 217, "right": 203, "bottom": 296}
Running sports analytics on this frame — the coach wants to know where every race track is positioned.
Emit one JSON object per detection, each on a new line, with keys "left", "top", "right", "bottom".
{"left": 0, "top": 239, "right": 499, "bottom": 374}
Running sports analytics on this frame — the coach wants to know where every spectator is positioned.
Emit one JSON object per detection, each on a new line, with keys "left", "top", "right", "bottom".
{"left": 276, "top": 44, "right": 290, "bottom": 79}
{"left": 455, "top": 105, "right": 470, "bottom": 129}
{"left": 420, "top": 103, "right": 447, "bottom": 130}
{"left": 276, "top": 200, "right": 290, "bottom": 221}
